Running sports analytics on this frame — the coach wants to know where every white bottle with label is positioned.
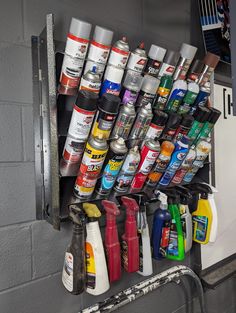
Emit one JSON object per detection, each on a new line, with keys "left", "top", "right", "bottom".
{"left": 83, "top": 203, "right": 109, "bottom": 295}
{"left": 179, "top": 203, "right": 192, "bottom": 253}
{"left": 203, "top": 184, "right": 218, "bottom": 243}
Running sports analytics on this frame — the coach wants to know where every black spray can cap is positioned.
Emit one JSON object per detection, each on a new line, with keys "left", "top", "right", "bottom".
{"left": 166, "top": 112, "right": 182, "bottom": 128}
{"left": 193, "top": 106, "right": 210, "bottom": 122}
{"left": 153, "top": 110, "right": 168, "bottom": 126}
{"left": 163, "top": 50, "right": 180, "bottom": 66}
{"left": 75, "top": 90, "right": 98, "bottom": 111}
{"left": 208, "top": 108, "right": 221, "bottom": 124}
{"left": 180, "top": 114, "right": 194, "bottom": 128}
{"left": 99, "top": 93, "right": 121, "bottom": 114}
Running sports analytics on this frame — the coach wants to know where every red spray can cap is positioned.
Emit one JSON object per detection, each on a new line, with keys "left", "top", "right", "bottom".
{"left": 102, "top": 200, "right": 120, "bottom": 221}
{"left": 121, "top": 196, "right": 139, "bottom": 217}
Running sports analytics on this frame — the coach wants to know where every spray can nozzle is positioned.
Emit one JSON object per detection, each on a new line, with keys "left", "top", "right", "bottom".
{"left": 82, "top": 203, "right": 101, "bottom": 219}
{"left": 68, "top": 205, "right": 86, "bottom": 226}
{"left": 121, "top": 196, "right": 139, "bottom": 216}
{"left": 102, "top": 200, "right": 120, "bottom": 220}
{"left": 188, "top": 183, "right": 212, "bottom": 199}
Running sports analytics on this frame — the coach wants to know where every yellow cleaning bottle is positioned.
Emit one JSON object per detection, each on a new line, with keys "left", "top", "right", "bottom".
{"left": 192, "top": 185, "right": 213, "bottom": 244}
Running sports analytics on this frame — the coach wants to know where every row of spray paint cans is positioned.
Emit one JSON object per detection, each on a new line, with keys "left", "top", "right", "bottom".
{"left": 62, "top": 183, "right": 217, "bottom": 296}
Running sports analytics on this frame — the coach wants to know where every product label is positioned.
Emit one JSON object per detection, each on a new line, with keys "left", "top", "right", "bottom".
{"left": 112, "top": 113, "right": 135, "bottom": 139}
{"left": 91, "top": 111, "right": 116, "bottom": 139}
{"left": 177, "top": 103, "right": 191, "bottom": 115}
{"left": 188, "top": 121, "right": 204, "bottom": 140}
{"left": 166, "top": 88, "right": 186, "bottom": 112}
{"left": 100, "top": 80, "right": 121, "bottom": 97}
{"left": 160, "top": 222, "right": 171, "bottom": 257}
{"left": 62, "top": 252, "right": 74, "bottom": 292}
{"left": 109, "top": 47, "right": 129, "bottom": 68}
{"left": 60, "top": 54, "right": 85, "bottom": 87}
{"left": 147, "top": 153, "right": 171, "bottom": 185}
{"left": 158, "top": 63, "right": 175, "bottom": 78}
{"left": 63, "top": 137, "right": 85, "bottom": 163}
{"left": 84, "top": 60, "right": 106, "bottom": 75}
{"left": 145, "top": 123, "right": 164, "bottom": 140}
{"left": 167, "top": 221, "right": 179, "bottom": 256}
{"left": 88, "top": 40, "right": 110, "bottom": 64}
{"left": 127, "top": 52, "right": 147, "bottom": 73}
{"left": 174, "top": 126, "right": 189, "bottom": 142}
{"left": 154, "top": 87, "right": 171, "bottom": 110}
{"left": 121, "top": 89, "right": 139, "bottom": 104}
{"left": 193, "top": 215, "right": 208, "bottom": 242}
{"left": 65, "top": 34, "right": 89, "bottom": 59}
{"left": 200, "top": 67, "right": 214, "bottom": 87}
{"left": 136, "top": 91, "right": 156, "bottom": 108}
{"left": 194, "top": 90, "right": 210, "bottom": 108}
{"left": 86, "top": 242, "right": 96, "bottom": 289}
{"left": 175, "top": 59, "right": 192, "bottom": 80}
{"left": 68, "top": 105, "right": 96, "bottom": 140}
{"left": 130, "top": 114, "right": 152, "bottom": 139}
{"left": 144, "top": 59, "right": 161, "bottom": 77}
{"left": 172, "top": 168, "right": 188, "bottom": 184}
{"left": 182, "top": 90, "right": 198, "bottom": 105}
{"left": 79, "top": 77, "right": 101, "bottom": 94}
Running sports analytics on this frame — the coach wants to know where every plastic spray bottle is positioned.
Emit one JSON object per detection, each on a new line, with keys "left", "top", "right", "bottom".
{"left": 83, "top": 203, "right": 109, "bottom": 295}
{"left": 62, "top": 206, "right": 87, "bottom": 295}
{"left": 151, "top": 191, "right": 171, "bottom": 259}
{"left": 121, "top": 196, "right": 140, "bottom": 273}
{"left": 102, "top": 200, "right": 121, "bottom": 283}
{"left": 133, "top": 194, "right": 153, "bottom": 276}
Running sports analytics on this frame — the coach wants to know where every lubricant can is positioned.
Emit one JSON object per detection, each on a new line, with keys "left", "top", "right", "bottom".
{"left": 165, "top": 79, "right": 187, "bottom": 113}
{"left": 198, "top": 52, "right": 220, "bottom": 86}
{"left": 146, "top": 141, "right": 175, "bottom": 187}
{"left": 171, "top": 148, "right": 196, "bottom": 184}
{"left": 108, "top": 37, "right": 130, "bottom": 68}
{"left": 119, "top": 71, "right": 143, "bottom": 104}
{"left": 158, "top": 50, "right": 180, "bottom": 79}
{"left": 129, "top": 103, "right": 153, "bottom": 147}
{"left": 79, "top": 66, "right": 101, "bottom": 94}
{"left": 63, "top": 136, "right": 85, "bottom": 164}
{"left": 143, "top": 44, "right": 166, "bottom": 78}
{"left": 114, "top": 146, "right": 140, "bottom": 192}
{"left": 173, "top": 43, "right": 197, "bottom": 81}
{"left": 161, "top": 112, "right": 182, "bottom": 141}
{"left": 60, "top": 18, "right": 92, "bottom": 90}
{"left": 153, "top": 75, "right": 173, "bottom": 111}
{"left": 84, "top": 25, "right": 114, "bottom": 75}
{"left": 126, "top": 42, "right": 147, "bottom": 73}
{"left": 144, "top": 110, "right": 168, "bottom": 141}
{"left": 74, "top": 136, "right": 108, "bottom": 198}
{"left": 173, "top": 114, "right": 194, "bottom": 142}
{"left": 131, "top": 139, "right": 160, "bottom": 190}
{"left": 100, "top": 65, "right": 124, "bottom": 96}
{"left": 187, "top": 106, "right": 210, "bottom": 145}
{"left": 111, "top": 102, "right": 136, "bottom": 140}
{"left": 96, "top": 138, "right": 128, "bottom": 195}
{"left": 136, "top": 75, "right": 160, "bottom": 108}
{"left": 91, "top": 93, "right": 120, "bottom": 139}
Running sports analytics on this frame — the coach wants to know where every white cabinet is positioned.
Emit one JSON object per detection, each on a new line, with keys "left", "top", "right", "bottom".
{"left": 201, "top": 83, "right": 236, "bottom": 270}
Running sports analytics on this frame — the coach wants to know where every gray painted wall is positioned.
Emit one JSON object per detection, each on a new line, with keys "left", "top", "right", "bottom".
{"left": 0, "top": 0, "right": 235, "bottom": 312}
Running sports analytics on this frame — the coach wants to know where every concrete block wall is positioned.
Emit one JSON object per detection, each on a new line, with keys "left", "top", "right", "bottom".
{"left": 0, "top": 0, "right": 235, "bottom": 313}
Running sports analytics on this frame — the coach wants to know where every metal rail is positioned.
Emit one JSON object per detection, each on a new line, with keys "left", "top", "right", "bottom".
{"left": 79, "top": 265, "right": 206, "bottom": 313}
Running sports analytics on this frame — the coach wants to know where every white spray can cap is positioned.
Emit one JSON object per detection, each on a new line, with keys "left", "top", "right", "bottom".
{"left": 93, "top": 25, "right": 114, "bottom": 46}
{"left": 69, "top": 17, "right": 92, "bottom": 39}
{"left": 104, "top": 65, "right": 124, "bottom": 84}
{"left": 148, "top": 44, "right": 166, "bottom": 62}
{"left": 180, "top": 43, "right": 198, "bottom": 60}
{"left": 141, "top": 75, "right": 160, "bottom": 93}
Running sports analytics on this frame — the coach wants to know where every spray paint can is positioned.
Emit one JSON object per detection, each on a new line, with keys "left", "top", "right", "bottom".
{"left": 146, "top": 141, "right": 175, "bottom": 187}
{"left": 60, "top": 18, "right": 92, "bottom": 90}
{"left": 173, "top": 114, "right": 194, "bottom": 142}
{"left": 126, "top": 42, "right": 147, "bottom": 73}
{"left": 173, "top": 43, "right": 197, "bottom": 81}
{"left": 177, "top": 81, "right": 200, "bottom": 115}
{"left": 74, "top": 136, "right": 108, "bottom": 198}
{"left": 129, "top": 103, "right": 153, "bottom": 147}
{"left": 161, "top": 112, "right": 182, "bottom": 141}
{"left": 100, "top": 65, "right": 124, "bottom": 96}
{"left": 120, "top": 71, "right": 143, "bottom": 104}
{"left": 171, "top": 148, "right": 196, "bottom": 184}
{"left": 187, "top": 59, "right": 204, "bottom": 83}
{"left": 79, "top": 66, "right": 101, "bottom": 94}
{"left": 63, "top": 90, "right": 98, "bottom": 162}
{"left": 158, "top": 50, "right": 180, "bottom": 79}
{"left": 187, "top": 106, "right": 210, "bottom": 145}
{"left": 96, "top": 138, "right": 128, "bottom": 195}
{"left": 183, "top": 139, "right": 211, "bottom": 183}
{"left": 159, "top": 136, "right": 189, "bottom": 186}
{"left": 111, "top": 102, "right": 136, "bottom": 140}
{"left": 165, "top": 80, "right": 187, "bottom": 113}
{"left": 114, "top": 146, "right": 140, "bottom": 192}
{"left": 198, "top": 52, "right": 220, "bottom": 86}
{"left": 136, "top": 75, "right": 160, "bottom": 108}
{"left": 108, "top": 37, "right": 130, "bottom": 68}
{"left": 131, "top": 140, "right": 160, "bottom": 190}
{"left": 84, "top": 26, "right": 114, "bottom": 75}
{"left": 190, "top": 82, "right": 211, "bottom": 114}
{"left": 91, "top": 93, "right": 120, "bottom": 139}
{"left": 153, "top": 75, "right": 173, "bottom": 111}
{"left": 144, "top": 44, "right": 166, "bottom": 78}
{"left": 144, "top": 110, "right": 168, "bottom": 141}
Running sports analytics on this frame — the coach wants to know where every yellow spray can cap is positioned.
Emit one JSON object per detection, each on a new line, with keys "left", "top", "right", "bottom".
{"left": 83, "top": 203, "right": 101, "bottom": 218}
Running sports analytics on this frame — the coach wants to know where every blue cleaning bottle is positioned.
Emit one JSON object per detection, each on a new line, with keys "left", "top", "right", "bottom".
{"left": 151, "top": 192, "right": 172, "bottom": 260}
{"left": 159, "top": 136, "right": 189, "bottom": 186}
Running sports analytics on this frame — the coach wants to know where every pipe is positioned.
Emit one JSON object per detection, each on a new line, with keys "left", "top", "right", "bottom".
{"left": 79, "top": 265, "right": 206, "bottom": 313}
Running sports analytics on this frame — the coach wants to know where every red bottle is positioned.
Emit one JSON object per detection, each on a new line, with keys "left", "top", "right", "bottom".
{"left": 121, "top": 196, "right": 139, "bottom": 273}
{"left": 102, "top": 200, "right": 121, "bottom": 283}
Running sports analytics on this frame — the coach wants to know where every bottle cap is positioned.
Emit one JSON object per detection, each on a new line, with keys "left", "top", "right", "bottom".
{"left": 152, "top": 110, "right": 168, "bottom": 126}
{"left": 179, "top": 43, "right": 197, "bottom": 60}
{"left": 203, "top": 52, "right": 220, "bottom": 68}
{"left": 194, "top": 106, "right": 211, "bottom": 122}
{"left": 148, "top": 44, "right": 166, "bottom": 62}
{"left": 208, "top": 108, "right": 221, "bottom": 124}
{"left": 99, "top": 93, "right": 121, "bottom": 114}
{"left": 180, "top": 114, "right": 194, "bottom": 128}
{"left": 163, "top": 50, "right": 180, "bottom": 66}
{"left": 160, "top": 141, "right": 175, "bottom": 155}
{"left": 123, "top": 71, "right": 143, "bottom": 91}
{"left": 75, "top": 90, "right": 98, "bottom": 111}
{"left": 104, "top": 65, "right": 124, "bottom": 84}
{"left": 69, "top": 17, "right": 92, "bottom": 39}
{"left": 93, "top": 25, "right": 114, "bottom": 46}
{"left": 141, "top": 75, "right": 160, "bottom": 93}
{"left": 166, "top": 112, "right": 182, "bottom": 128}
{"left": 179, "top": 135, "right": 189, "bottom": 146}
{"left": 83, "top": 203, "right": 101, "bottom": 218}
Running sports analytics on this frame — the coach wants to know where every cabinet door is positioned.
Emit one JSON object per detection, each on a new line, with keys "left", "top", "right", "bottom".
{"left": 201, "top": 83, "right": 236, "bottom": 270}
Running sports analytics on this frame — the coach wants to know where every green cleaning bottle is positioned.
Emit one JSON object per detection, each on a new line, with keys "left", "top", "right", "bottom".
{"left": 165, "top": 190, "right": 185, "bottom": 261}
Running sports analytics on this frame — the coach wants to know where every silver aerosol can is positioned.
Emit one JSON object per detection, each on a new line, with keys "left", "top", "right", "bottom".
{"left": 108, "top": 37, "right": 130, "bottom": 68}
{"left": 111, "top": 102, "right": 136, "bottom": 140}
{"left": 120, "top": 71, "right": 143, "bottom": 105}
{"left": 126, "top": 42, "right": 148, "bottom": 73}
{"left": 79, "top": 66, "right": 101, "bottom": 94}
{"left": 114, "top": 146, "right": 141, "bottom": 192}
